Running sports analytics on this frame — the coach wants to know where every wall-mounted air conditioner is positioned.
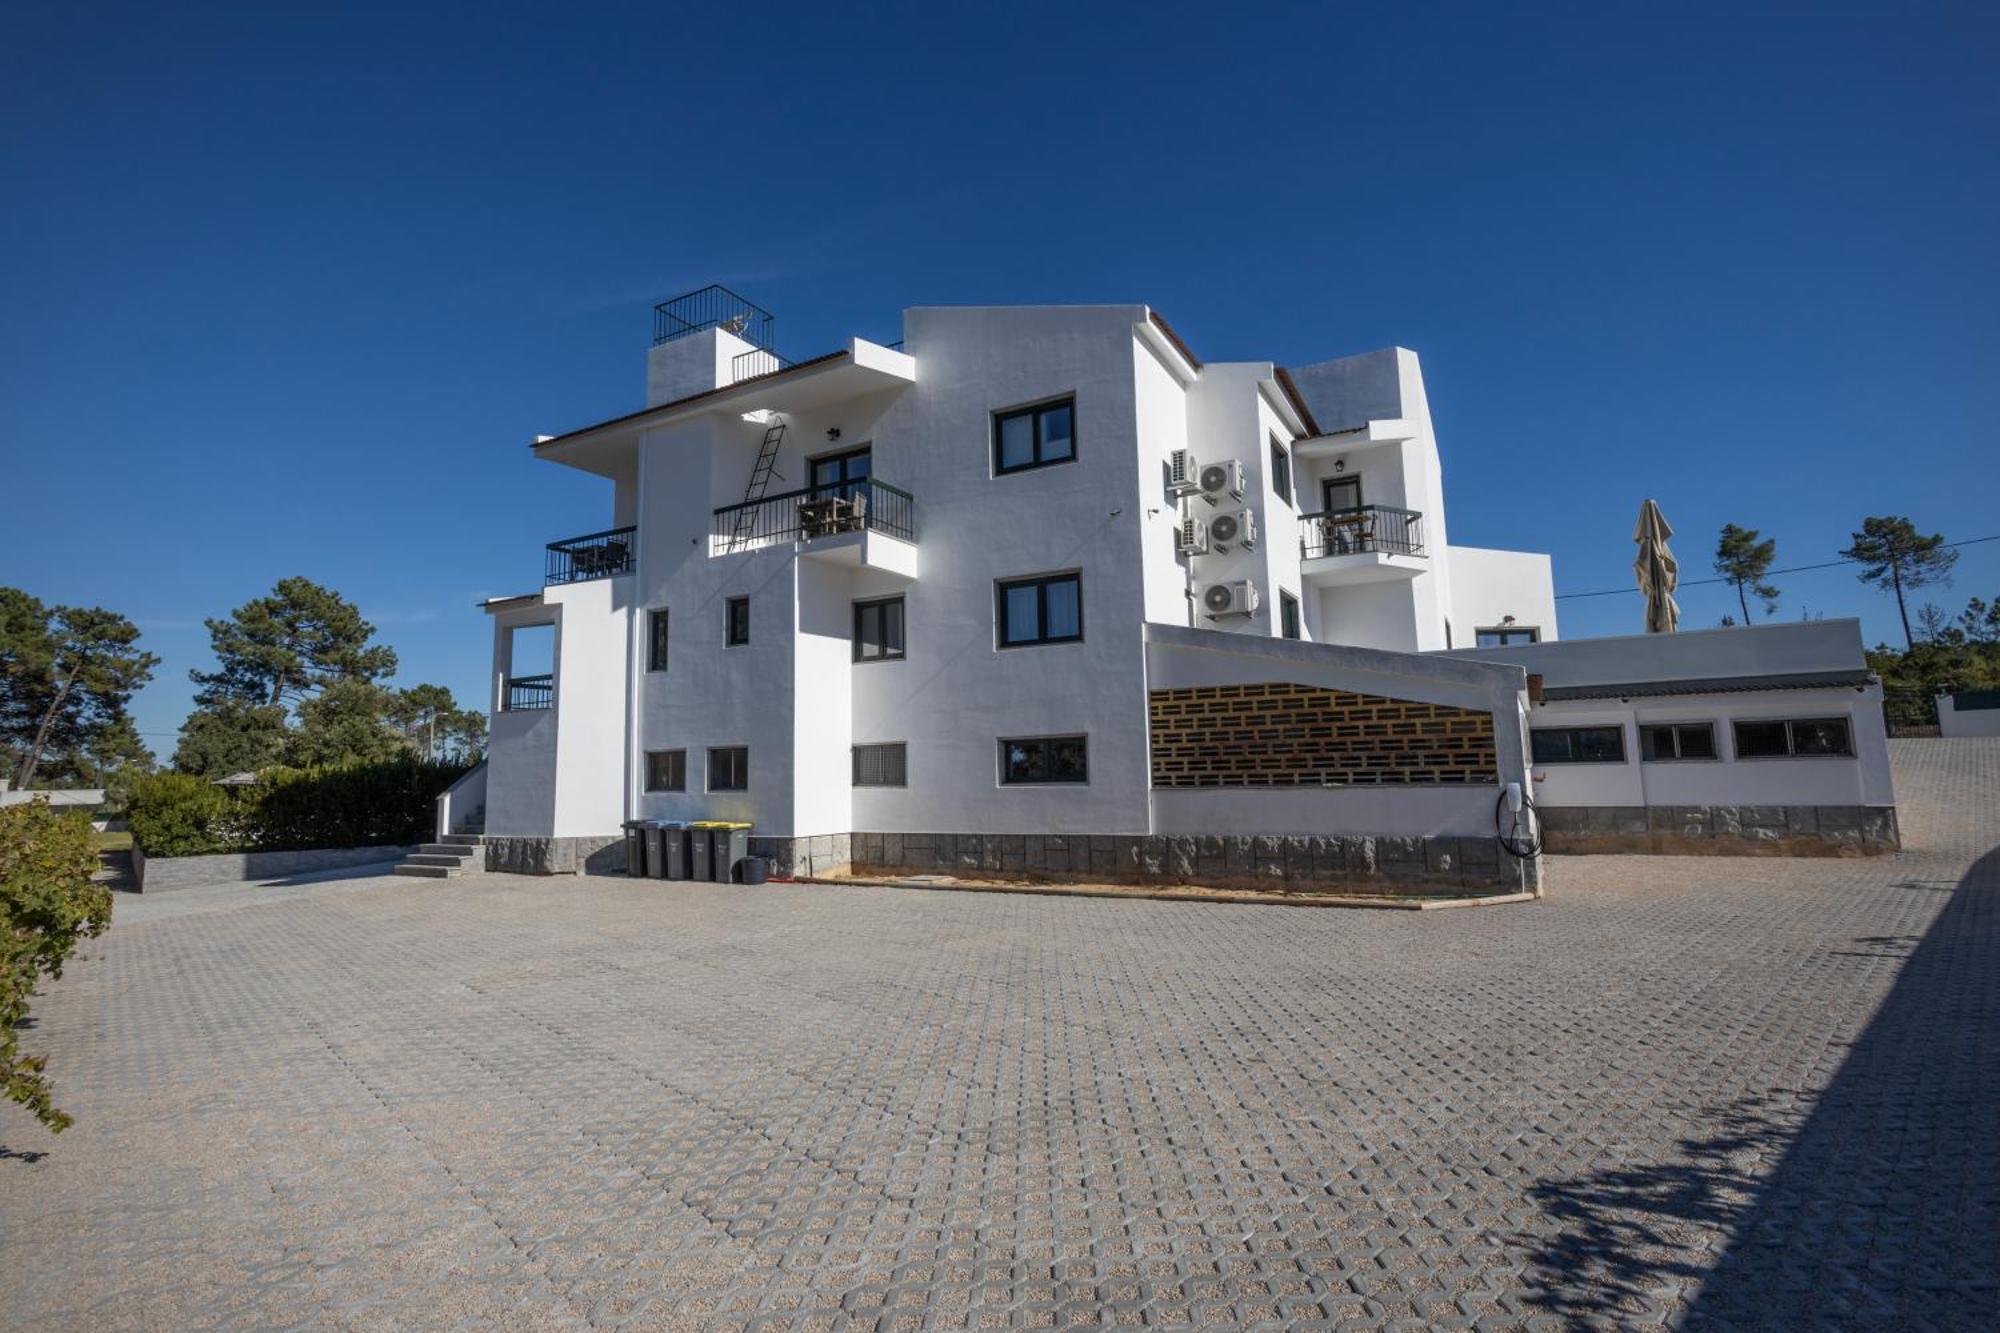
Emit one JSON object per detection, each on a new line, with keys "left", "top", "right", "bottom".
{"left": 1175, "top": 513, "right": 1210, "bottom": 556}
{"left": 1198, "top": 459, "right": 1245, "bottom": 505}
{"left": 1201, "top": 579, "right": 1260, "bottom": 619}
{"left": 1208, "top": 506, "right": 1257, "bottom": 552}
{"left": 1166, "top": 448, "right": 1199, "bottom": 497}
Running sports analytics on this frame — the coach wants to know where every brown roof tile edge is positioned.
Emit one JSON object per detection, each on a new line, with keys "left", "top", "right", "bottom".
{"left": 1272, "top": 366, "right": 1323, "bottom": 437}
{"left": 531, "top": 349, "right": 851, "bottom": 449}
{"left": 1146, "top": 310, "right": 1203, "bottom": 370}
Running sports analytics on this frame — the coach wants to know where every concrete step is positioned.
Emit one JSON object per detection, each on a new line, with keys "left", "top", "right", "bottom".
{"left": 417, "top": 843, "right": 480, "bottom": 858}
{"left": 393, "top": 864, "right": 455, "bottom": 879}
{"left": 442, "top": 834, "right": 484, "bottom": 846}
{"left": 404, "top": 852, "right": 473, "bottom": 868}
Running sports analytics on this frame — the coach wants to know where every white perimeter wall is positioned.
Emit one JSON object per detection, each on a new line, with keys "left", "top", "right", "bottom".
{"left": 1939, "top": 696, "right": 2000, "bottom": 738}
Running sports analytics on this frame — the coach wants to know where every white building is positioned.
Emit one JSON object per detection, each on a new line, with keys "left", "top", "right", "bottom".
{"left": 472, "top": 289, "right": 1895, "bottom": 888}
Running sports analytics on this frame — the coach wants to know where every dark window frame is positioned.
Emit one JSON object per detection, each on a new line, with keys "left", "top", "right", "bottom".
{"left": 851, "top": 741, "right": 908, "bottom": 788}
{"left": 724, "top": 595, "right": 750, "bottom": 647}
{"left": 852, "top": 595, "right": 907, "bottom": 663}
{"left": 1279, "top": 590, "right": 1301, "bottom": 640}
{"left": 992, "top": 396, "right": 1077, "bottom": 476}
{"left": 1269, "top": 435, "right": 1293, "bottom": 506}
{"left": 1321, "top": 474, "right": 1362, "bottom": 512}
{"left": 996, "top": 572, "right": 1084, "bottom": 649}
{"left": 808, "top": 444, "right": 872, "bottom": 499}
{"left": 1531, "top": 725, "right": 1629, "bottom": 765}
{"left": 706, "top": 745, "right": 749, "bottom": 792}
{"left": 1731, "top": 716, "right": 1855, "bottom": 759}
{"left": 647, "top": 608, "right": 670, "bottom": 672}
{"left": 1475, "top": 626, "right": 1541, "bottom": 647}
{"left": 998, "top": 734, "right": 1090, "bottom": 786}
{"left": 1639, "top": 721, "right": 1719, "bottom": 762}
{"left": 644, "top": 749, "right": 686, "bottom": 792}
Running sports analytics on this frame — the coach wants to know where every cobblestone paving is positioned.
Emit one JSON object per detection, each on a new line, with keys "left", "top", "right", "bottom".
{"left": 3, "top": 741, "right": 1994, "bottom": 1331}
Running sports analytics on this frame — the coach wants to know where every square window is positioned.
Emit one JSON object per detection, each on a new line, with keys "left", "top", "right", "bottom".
{"left": 647, "top": 608, "right": 669, "bottom": 672}
{"left": 1791, "top": 718, "right": 1853, "bottom": 756}
{"left": 644, "top": 749, "right": 686, "bottom": 792}
{"left": 996, "top": 573, "right": 1083, "bottom": 648}
{"left": 994, "top": 398, "right": 1078, "bottom": 475}
{"left": 852, "top": 742, "right": 907, "bottom": 787}
{"left": 1640, "top": 722, "right": 1716, "bottom": 761}
{"left": 1733, "top": 720, "right": 1792, "bottom": 758}
{"left": 853, "top": 596, "right": 906, "bottom": 662}
{"left": 1280, "top": 591, "right": 1301, "bottom": 640}
{"left": 725, "top": 596, "right": 750, "bottom": 647}
{"left": 999, "top": 735, "right": 1089, "bottom": 785}
{"left": 707, "top": 746, "right": 748, "bottom": 791}
{"left": 1476, "top": 627, "right": 1541, "bottom": 647}
{"left": 1531, "top": 726, "right": 1627, "bottom": 764}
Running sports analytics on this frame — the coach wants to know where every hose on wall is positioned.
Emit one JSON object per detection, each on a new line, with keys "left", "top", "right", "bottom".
{"left": 1496, "top": 789, "right": 1544, "bottom": 860}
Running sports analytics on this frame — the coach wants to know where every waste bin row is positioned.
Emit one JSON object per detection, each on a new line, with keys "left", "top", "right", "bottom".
{"left": 623, "top": 820, "right": 765, "bottom": 883}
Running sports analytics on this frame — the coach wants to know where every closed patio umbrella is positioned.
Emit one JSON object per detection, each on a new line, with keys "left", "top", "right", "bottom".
{"left": 1633, "top": 498, "right": 1680, "bottom": 633}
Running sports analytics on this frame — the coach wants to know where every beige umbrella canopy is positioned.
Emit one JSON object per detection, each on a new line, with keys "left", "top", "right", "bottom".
{"left": 1634, "top": 498, "right": 1680, "bottom": 633}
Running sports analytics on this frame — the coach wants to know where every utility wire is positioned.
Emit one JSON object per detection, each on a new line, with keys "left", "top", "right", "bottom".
{"left": 1553, "top": 533, "right": 2000, "bottom": 601}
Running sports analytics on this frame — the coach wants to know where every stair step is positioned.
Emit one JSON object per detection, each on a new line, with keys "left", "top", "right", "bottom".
{"left": 417, "top": 843, "right": 480, "bottom": 858}
{"left": 442, "top": 833, "right": 484, "bottom": 846}
{"left": 404, "top": 852, "right": 472, "bottom": 868}
{"left": 393, "top": 864, "right": 456, "bottom": 879}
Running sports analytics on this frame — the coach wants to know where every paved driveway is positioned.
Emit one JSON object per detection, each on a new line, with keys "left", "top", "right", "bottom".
{"left": 3, "top": 741, "right": 1995, "bottom": 1331}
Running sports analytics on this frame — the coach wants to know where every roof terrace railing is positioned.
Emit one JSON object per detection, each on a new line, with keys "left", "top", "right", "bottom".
{"left": 652, "top": 284, "right": 776, "bottom": 349}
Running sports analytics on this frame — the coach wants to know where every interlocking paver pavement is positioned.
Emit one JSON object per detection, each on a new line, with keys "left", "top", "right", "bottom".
{"left": 3, "top": 740, "right": 1994, "bottom": 1331}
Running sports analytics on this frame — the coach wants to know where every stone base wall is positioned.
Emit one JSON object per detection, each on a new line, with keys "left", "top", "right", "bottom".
{"left": 753, "top": 831, "right": 1537, "bottom": 898}
{"left": 133, "top": 844, "right": 413, "bottom": 893}
{"left": 1541, "top": 805, "right": 1900, "bottom": 856}
{"left": 484, "top": 835, "right": 624, "bottom": 876}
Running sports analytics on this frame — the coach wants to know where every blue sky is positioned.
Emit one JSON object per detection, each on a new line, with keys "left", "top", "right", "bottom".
{"left": 3, "top": 1, "right": 1995, "bottom": 754}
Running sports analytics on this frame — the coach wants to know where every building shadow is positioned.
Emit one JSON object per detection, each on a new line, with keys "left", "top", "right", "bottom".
{"left": 1518, "top": 847, "right": 2000, "bottom": 1329}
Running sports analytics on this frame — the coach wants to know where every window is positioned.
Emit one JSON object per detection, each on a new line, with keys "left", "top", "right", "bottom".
{"left": 852, "top": 742, "right": 907, "bottom": 787}
{"left": 997, "top": 573, "right": 1082, "bottom": 648}
{"left": 725, "top": 596, "right": 750, "bottom": 647}
{"left": 1531, "top": 725, "right": 1627, "bottom": 764}
{"left": 706, "top": 746, "right": 748, "bottom": 791}
{"left": 1269, "top": 436, "right": 1293, "bottom": 505}
{"left": 644, "top": 750, "right": 686, "bottom": 792}
{"left": 647, "top": 608, "right": 669, "bottom": 672}
{"left": 999, "top": 735, "right": 1088, "bottom": 785}
{"left": 810, "top": 446, "right": 871, "bottom": 500}
{"left": 994, "top": 398, "right": 1075, "bottom": 474}
{"left": 1280, "top": 591, "right": 1301, "bottom": 640}
{"left": 1476, "top": 626, "right": 1541, "bottom": 647}
{"left": 1733, "top": 717, "right": 1854, "bottom": 759}
{"left": 1640, "top": 722, "right": 1717, "bottom": 761}
{"left": 853, "top": 596, "right": 906, "bottom": 662}
{"left": 1321, "top": 474, "right": 1361, "bottom": 512}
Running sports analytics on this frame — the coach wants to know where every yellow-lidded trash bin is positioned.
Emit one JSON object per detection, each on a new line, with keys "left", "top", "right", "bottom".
{"left": 711, "top": 822, "right": 752, "bottom": 882}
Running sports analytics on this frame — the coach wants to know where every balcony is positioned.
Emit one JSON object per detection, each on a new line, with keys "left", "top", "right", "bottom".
{"left": 503, "top": 674, "right": 553, "bottom": 712}
{"left": 546, "top": 526, "right": 635, "bottom": 585}
{"left": 1298, "top": 505, "right": 1427, "bottom": 586}
{"left": 710, "top": 479, "right": 918, "bottom": 576}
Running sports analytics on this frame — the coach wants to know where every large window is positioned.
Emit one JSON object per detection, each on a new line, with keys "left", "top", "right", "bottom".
{"left": 1733, "top": 717, "right": 1854, "bottom": 759}
{"left": 647, "top": 608, "right": 669, "bottom": 672}
{"left": 999, "top": 735, "right": 1088, "bottom": 785}
{"left": 1280, "top": 590, "right": 1301, "bottom": 640}
{"left": 644, "top": 750, "right": 686, "bottom": 792}
{"left": 1531, "top": 725, "right": 1627, "bottom": 764}
{"left": 1476, "top": 626, "right": 1541, "bottom": 647}
{"left": 1269, "top": 435, "right": 1293, "bottom": 505}
{"left": 1639, "top": 722, "right": 1717, "bottom": 761}
{"left": 706, "top": 746, "right": 748, "bottom": 791}
{"left": 853, "top": 596, "right": 906, "bottom": 662}
{"left": 997, "top": 572, "right": 1082, "bottom": 648}
{"left": 994, "top": 398, "right": 1075, "bottom": 474}
{"left": 852, "top": 742, "right": 907, "bottom": 788}
{"left": 725, "top": 595, "right": 750, "bottom": 647}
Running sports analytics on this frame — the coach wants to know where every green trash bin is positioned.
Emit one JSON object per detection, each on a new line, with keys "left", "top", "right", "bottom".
{"left": 656, "top": 821, "right": 689, "bottom": 880}
{"left": 712, "top": 822, "right": 752, "bottom": 883}
{"left": 622, "top": 820, "right": 648, "bottom": 877}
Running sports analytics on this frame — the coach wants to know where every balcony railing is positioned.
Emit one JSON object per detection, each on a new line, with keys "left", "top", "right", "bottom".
{"left": 711, "top": 478, "right": 916, "bottom": 553}
{"left": 730, "top": 347, "right": 793, "bottom": 382}
{"left": 504, "top": 674, "right": 553, "bottom": 712}
{"left": 1299, "top": 505, "right": 1425, "bottom": 560}
{"left": 546, "top": 526, "right": 635, "bottom": 585}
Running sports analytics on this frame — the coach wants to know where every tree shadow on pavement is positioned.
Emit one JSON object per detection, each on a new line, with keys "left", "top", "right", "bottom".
{"left": 1518, "top": 847, "right": 2000, "bottom": 1330}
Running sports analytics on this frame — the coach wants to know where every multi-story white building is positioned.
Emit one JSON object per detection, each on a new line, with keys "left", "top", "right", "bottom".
{"left": 461, "top": 289, "right": 1894, "bottom": 891}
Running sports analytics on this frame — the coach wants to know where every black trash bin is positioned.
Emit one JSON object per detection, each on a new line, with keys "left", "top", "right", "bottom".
{"left": 656, "top": 821, "right": 689, "bottom": 880}
{"left": 640, "top": 822, "right": 670, "bottom": 880}
{"left": 738, "top": 855, "right": 770, "bottom": 885}
{"left": 713, "top": 823, "right": 752, "bottom": 883}
{"left": 689, "top": 823, "right": 714, "bottom": 882}
{"left": 622, "top": 820, "right": 648, "bottom": 878}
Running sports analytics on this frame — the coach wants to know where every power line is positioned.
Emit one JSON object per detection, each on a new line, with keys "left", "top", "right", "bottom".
{"left": 1553, "top": 533, "right": 2000, "bottom": 601}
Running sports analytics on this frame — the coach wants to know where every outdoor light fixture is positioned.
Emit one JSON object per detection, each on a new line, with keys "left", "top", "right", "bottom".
{"left": 1333, "top": 458, "right": 1346, "bottom": 473}
{"left": 826, "top": 427, "right": 841, "bottom": 441}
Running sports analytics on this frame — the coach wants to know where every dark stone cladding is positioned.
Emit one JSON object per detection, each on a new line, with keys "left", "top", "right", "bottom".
{"left": 1538, "top": 805, "right": 1900, "bottom": 856}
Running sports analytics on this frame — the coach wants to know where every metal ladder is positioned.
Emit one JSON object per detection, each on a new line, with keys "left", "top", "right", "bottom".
{"left": 729, "top": 415, "right": 786, "bottom": 548}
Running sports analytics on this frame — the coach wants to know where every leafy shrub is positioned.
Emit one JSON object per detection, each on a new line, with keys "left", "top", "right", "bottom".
{"left": 2, "top": 799, "right": 112, "bottom": 1130}
{"left": 125, "top": 773, "right": 238, "bottom": 856}
{"left": 128, "top": 757, "right": 469, "bottom": 857}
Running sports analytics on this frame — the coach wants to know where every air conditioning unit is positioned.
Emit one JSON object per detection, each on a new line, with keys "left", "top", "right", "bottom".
{"left": 1166, "top": 448, "right": 1199, "bottom": 497}
{"left": 1201, "top": 579, "right": 1260, "bottom": 619}
{"left": 1208, "top": 506, "right": 1257, "bottom": 552}
{"left": 1175, "top": 513, "right": 1210, "bottom": 557}
{"left": 1198, "top": 459, "right": 1245, "bottom": 504}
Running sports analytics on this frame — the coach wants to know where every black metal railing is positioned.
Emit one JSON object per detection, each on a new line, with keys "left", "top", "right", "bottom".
{"left": 546, "top": 526, "right": 635, "bottom": 585}
{"left": 730, "top": 347, "right": 793, "bottom": 382}
{"left": 1299, "top": 505, "right": 1425, "bottom": 560}
{"left": 504, "top": 674, "right": 553, "bottom": 712}
{"left": 711, "top": 478, "right": 916, "bottom": 552}
{"left": 652, "top": 284, "right": 776, "bottom": 349}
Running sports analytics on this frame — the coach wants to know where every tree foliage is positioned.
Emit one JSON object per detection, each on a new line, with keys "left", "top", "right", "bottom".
{"left": 1, "top": 799, "right": 112, "bottom": 1131}
{"left": 1841, "top": 516, "right": 1959, "bottom": 651}
{"left": 1867, "top": 592, "right": 2000, "bottom": 731}
{"left": 1713, "top": 524, "right": 1779, "bottom": 623}
{"left": 190, "top": 577, "right": 396, "bottom": 710}
{"left": 0, "top": 589, "right": 158, "bottom": 791}
{"left": 130, "top": 756, "right": 470, "bottom": 857}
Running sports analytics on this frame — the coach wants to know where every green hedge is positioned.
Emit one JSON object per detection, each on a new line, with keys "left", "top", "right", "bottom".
{"left": 130, "top": 757, "right": 470, "bottom": 857}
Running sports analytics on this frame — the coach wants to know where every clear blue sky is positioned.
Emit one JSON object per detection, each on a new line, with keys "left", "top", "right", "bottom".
{"left": 4, "top": 2, "right": 1995, "bottom": 754}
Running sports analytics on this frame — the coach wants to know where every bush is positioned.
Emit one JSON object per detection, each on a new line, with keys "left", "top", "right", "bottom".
{"left": 2, "top": 799, "right": 112, "bottom": 1131}
{"left": 129, "top": 757, "right": 470, "bottom": 858}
